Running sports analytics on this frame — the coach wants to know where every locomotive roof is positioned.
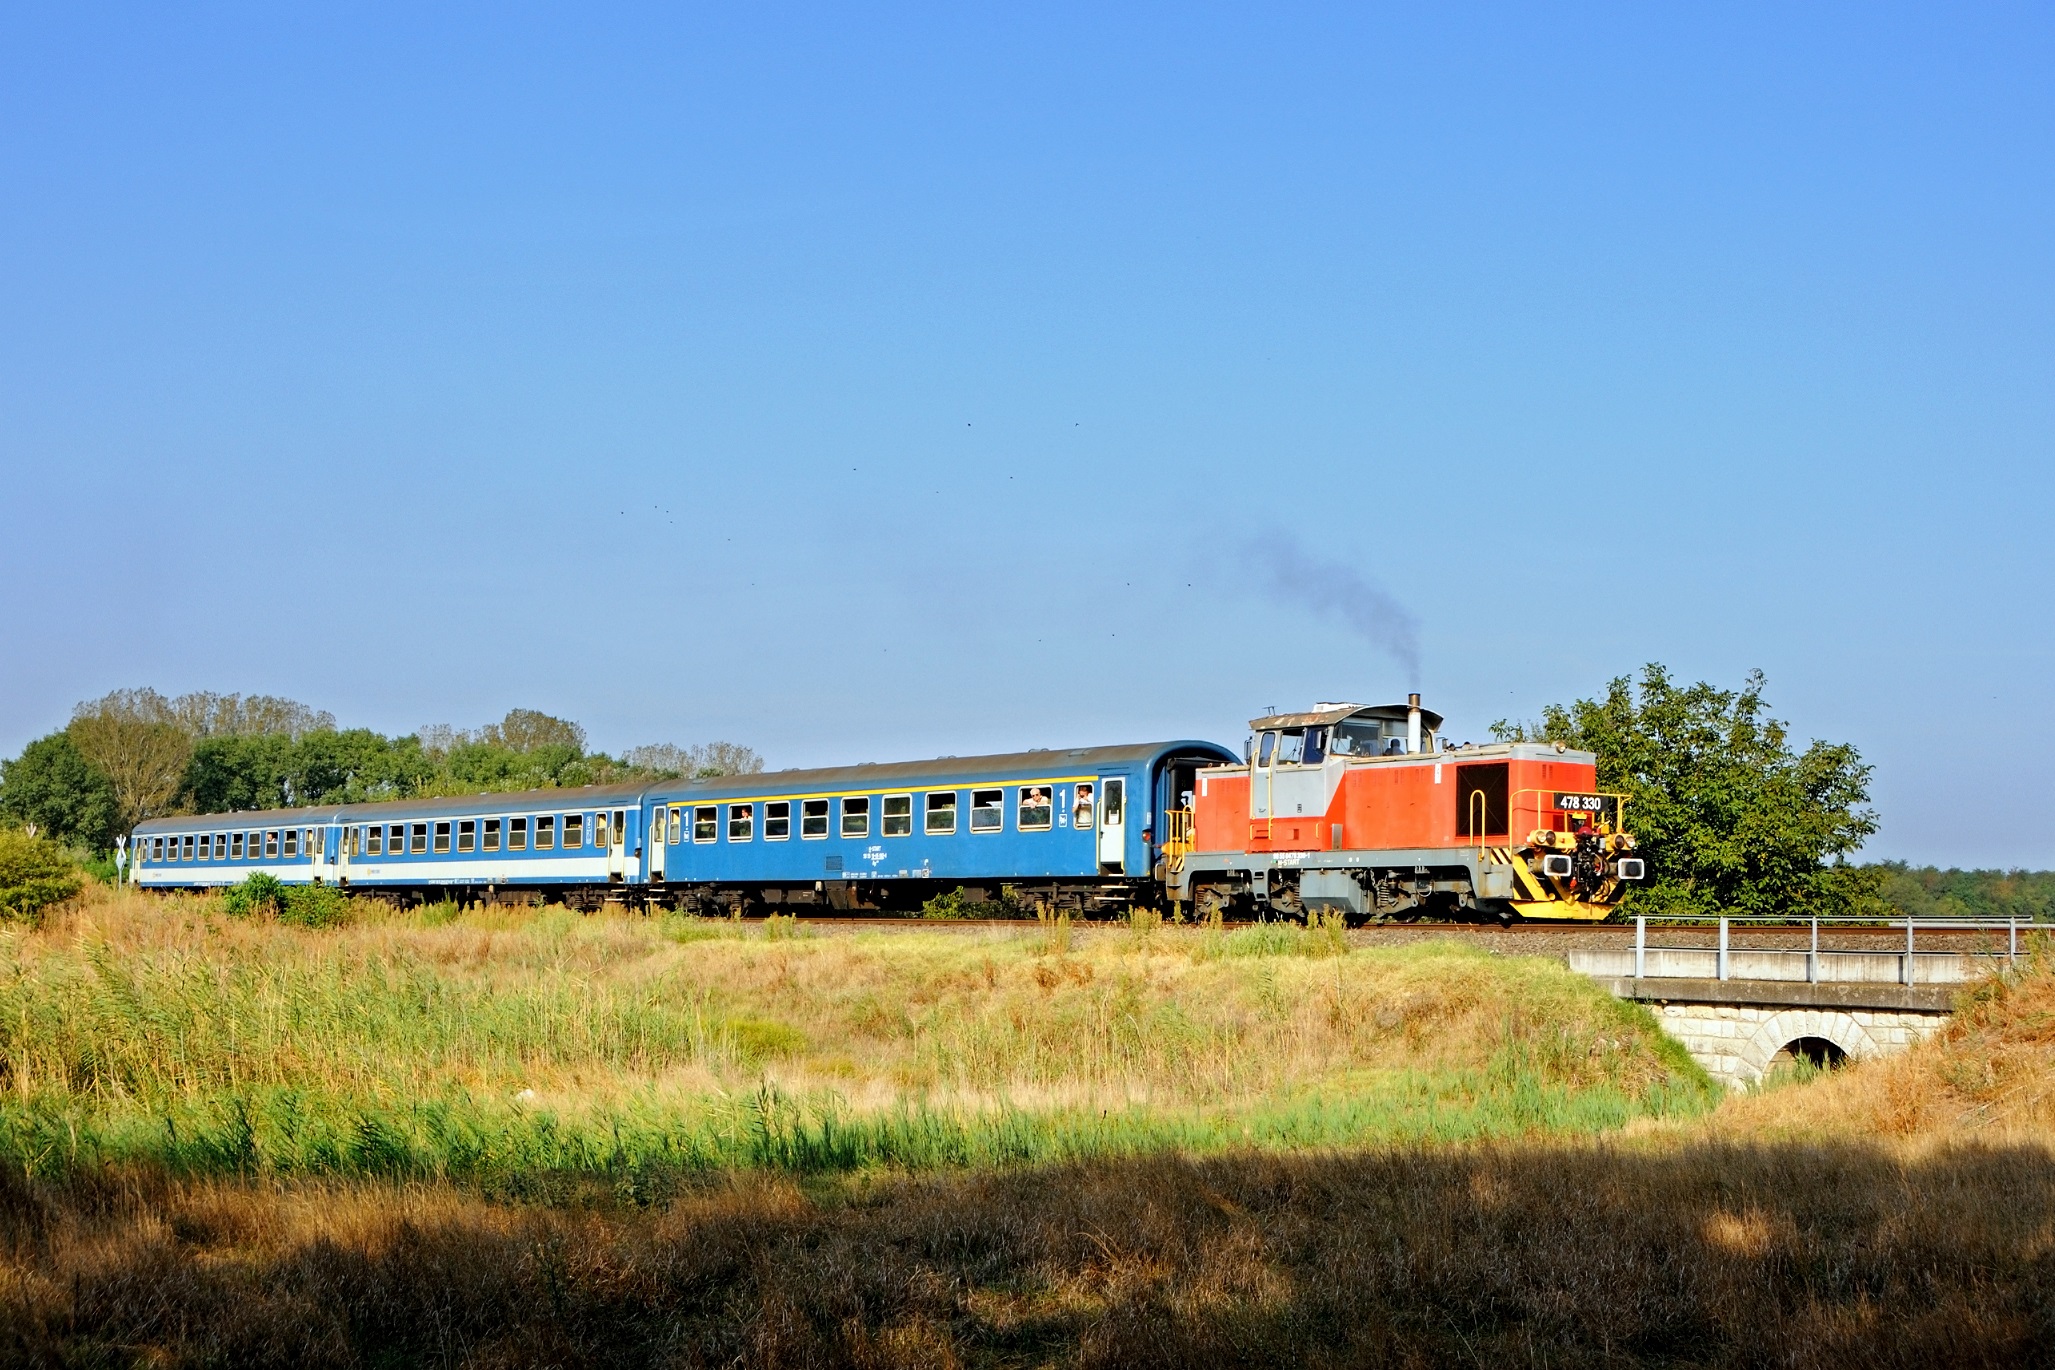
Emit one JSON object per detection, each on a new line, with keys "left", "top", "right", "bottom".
{"left": 132, "top": 740, "right": 1236, "bottom": 831}
{"left": 1248, "top": 702, "right": 1446, "bottom": 732}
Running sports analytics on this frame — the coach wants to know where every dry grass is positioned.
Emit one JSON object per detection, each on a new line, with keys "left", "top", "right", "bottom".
{"left": 0, "top": 1140, "right": 2049, "bottom": 1366}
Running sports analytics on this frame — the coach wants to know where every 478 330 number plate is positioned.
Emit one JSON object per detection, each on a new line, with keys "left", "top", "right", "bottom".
{"left": 1555, "top": 793, "right": 1607, "bottom": 813}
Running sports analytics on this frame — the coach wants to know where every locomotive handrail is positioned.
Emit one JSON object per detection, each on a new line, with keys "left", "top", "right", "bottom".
{"left": 1510, "top": 787, "right": 1631, "bottom": 837}
{"left": 1163, "top": 808, "right": 1193, "bottom": 873}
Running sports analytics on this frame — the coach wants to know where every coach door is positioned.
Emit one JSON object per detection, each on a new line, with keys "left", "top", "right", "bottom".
{"left": 647, "top": 806, "right": 665, "bottom": 882}
{"left": 1097, "top": 777, "right": 1126, "bottom": 873}
{"left": 608, "top": 808, "right": 629, "bottom": 883}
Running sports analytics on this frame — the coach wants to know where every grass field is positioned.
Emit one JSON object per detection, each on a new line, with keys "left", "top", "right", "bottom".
{"left": 2, "top": 886, "right": 2052, "bottom": 1365}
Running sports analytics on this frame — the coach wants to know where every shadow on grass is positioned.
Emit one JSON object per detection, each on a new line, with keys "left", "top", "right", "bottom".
{"left": 2, "top": 1139, "right": 2052, "bottom": 1367}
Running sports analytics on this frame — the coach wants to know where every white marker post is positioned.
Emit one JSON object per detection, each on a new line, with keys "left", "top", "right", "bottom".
{"left": 115, "top": 835, "right": 128, "bottom": 885}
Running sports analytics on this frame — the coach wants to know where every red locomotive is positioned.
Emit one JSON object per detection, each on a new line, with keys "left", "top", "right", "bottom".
{"left": 1166, "top": 696, "right": 1644, "bottom": 922}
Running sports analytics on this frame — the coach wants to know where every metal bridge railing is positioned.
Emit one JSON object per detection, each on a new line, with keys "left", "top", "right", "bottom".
{"left": 1626, "top": 914, "right": 2043, "bottom": 986}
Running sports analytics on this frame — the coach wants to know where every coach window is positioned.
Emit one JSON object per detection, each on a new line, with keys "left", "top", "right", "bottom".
{"left": 367, "top": 825, "right": 383, "bottom": 856}
{"left": 230, "top": 832, "right": 244, "bottom": 860}
{"left": 266, "top": 830, "right": 280, "bottom": 858}
{"left": 284, "top": 829, "right": 299, "bottom": 858}
{"left": 801, "top": 799, "right": 829, "bottom": 839}
{"left": 840, "top": 796, "right": 869, "bottom": 839}
{"left": 509, "top": 817, "right": 528, "bottom": 851}
{"left": 729, "top": 804, "right": 754, "bottom": 842}
{"left": 765, "top": 801, "right": 790, "bottom": 840}
{"left": 433, "top": 821, "right": 451, "bottom": 854}
{"left": 179, "top": 835, "right": 192, "bottom": 860}
{"left": 882, "top": 794, "right": 912, "bottom": 837}
{"left": 388, "top": 824, "right": 405, "bottom": 855}
{"left": 457, "top": 820, "right": 475, "bottom": 853}
{"left": 483, "top": 818, "right": 501, "bottom": 852}
{"left": 535, "top": 816, "right": 556, "bottom": 850}
{"left": 925, "top": 792, "right": 957, "bottom": 835}
{"left": 565, "top": 813, "right": 585, "bottom": 848}
{"left": 1074, "top": 784, "right": 1096, "bottom": 830}
{"left": 668, "top": 807, "right": 682, "bottom": 845}
{"left": 692, "top": 806, "right": 716, "bottom": 842}
{"left": 971, "top": 789, "right": 1003, "bottom": 833}
{"left": 150, "top": 837, "right": 163, "bottom": 862}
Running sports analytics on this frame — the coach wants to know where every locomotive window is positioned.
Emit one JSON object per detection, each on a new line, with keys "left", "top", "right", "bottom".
{"left": 764, "top": 801, "right": 790, "bottom": 840}
{"left": 483, "top": 818, "right": 501, "bottom": 852}
{"left": 457, "top": 820, "right": 474, "bottom": 853}
{"left": 801, "top": 799, "right": 829, "bottom": 838}
{"left": 970, "top": 789, "right": 1003, "bottom": 832}
{"left": 535, "top": 816, "right": 555, "bottom": 850}
{"left": 1330, "top": 721, "right": 1381, "bottom": 756}
{"left": 433, "top": 821, "right": 451, "bottom": 854}
{"left": 566, "top": 813, "right": 585, "bottom": 848}
{"left": 1018, "top": 786, "right": 1053, "bottom": 830}
{"left": 840, "top": 796, "right": 869, "bottom": 838}
{"left": 668, "top": 807, "right": 682, "bottom": 845}
{"left": 925, "top": 792, "right": 957, "bottom": 835}
{"left": 1303, "top": 728, "right": 1327, "bottom": 764}
{"left": 728, "top": 804, "right": 753, "bottom": 842}
{"left": 1455, "top": 762, "right": 1510, "bottom": 838}
{"left": 231, "top": 832, "right": 244, "bottom": 859}
{"left": 1276, "top": 730, "right": 1305, "bottom": 764}
{"left": 509, "top": 817, "right": 528, "bottom": 851}
{"left": 693, "top": 806, "right": 717, "bottom": 842}
{"left": 882, "top": 795, "right": 912, "bottom": 837}
{"left": 1257, "top": 732, "right": 1277, "bottom": 765}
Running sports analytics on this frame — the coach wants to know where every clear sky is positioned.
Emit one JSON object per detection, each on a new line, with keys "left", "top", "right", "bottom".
{"left": 1, "top": 5, "right": 2049, "bottom": 867}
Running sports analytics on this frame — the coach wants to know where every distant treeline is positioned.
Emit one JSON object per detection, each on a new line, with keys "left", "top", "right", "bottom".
{"left": 0, "top": 689, "right": 761, "bottom": 853}
{"left": 1875, "top": 863, "right": 2055, "bottom": 923}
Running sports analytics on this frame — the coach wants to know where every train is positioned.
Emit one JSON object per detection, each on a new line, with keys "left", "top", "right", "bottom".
{"left": 128, "top": 696, "right": 1644, "bottom": 922}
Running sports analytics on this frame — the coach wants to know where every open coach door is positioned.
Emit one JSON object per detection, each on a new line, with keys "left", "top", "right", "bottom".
{"left": 608, "top": 808, "right": 630, "bottom": 884}
{"left": 1097, "top": 777, "right": 1126, "bottom": 873}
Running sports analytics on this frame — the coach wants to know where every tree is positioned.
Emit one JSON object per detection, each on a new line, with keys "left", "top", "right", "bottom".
{"left": 0, "top": 828, "right": 83, "bottom": 923}
{"left": 483, "top": 709, "right": 586, "bottom": 756}
{"left": 68, "top": 690, "right": 192, "bottom": 832}
{"left": 685, "top": 741, "right": 765, "bottom": 778}
{"left": 1497, "top": 665, "right": 1878, "bottom": 918}
{"left": 0, "top": 732, "right": 119, "bottom": 850}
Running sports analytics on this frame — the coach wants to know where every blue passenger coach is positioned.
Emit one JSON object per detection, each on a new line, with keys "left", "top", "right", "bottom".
{"left": 128, "top": 740, "right": 1233, "bottom": 914}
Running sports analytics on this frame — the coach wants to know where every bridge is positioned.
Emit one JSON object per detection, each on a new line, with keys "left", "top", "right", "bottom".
{"left": 1569, "top": 916, "right": 2032, "bottom": 1088}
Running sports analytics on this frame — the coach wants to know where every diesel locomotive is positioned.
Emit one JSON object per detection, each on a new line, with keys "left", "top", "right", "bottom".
{"left": 128, "top": 696, "right": 1643, "bottom": 922}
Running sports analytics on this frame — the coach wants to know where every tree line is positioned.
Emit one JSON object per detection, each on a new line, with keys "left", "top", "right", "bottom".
{"left": 0, "top": 689, "right": 763, "bottom": 853}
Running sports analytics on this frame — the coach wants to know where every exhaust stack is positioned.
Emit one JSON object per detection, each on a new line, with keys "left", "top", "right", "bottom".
{"left": 1406, "top": 692, "right": 1422, "bottom": 754}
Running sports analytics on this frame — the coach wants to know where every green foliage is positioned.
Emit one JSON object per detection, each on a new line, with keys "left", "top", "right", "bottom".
{"left": 221, "top": 871, "right": 284, "bottom": 919}
{"left": 1875, "top": 864, "right": 2055, "bottom": 922}
{"left": 1499, "top": 665, "right": 1879, "bottom": 918}
{"left": 922, "top": 885, "right": 1030, "bottom": 919}
{"left": 0, "top": 829, "right": 84, "bottom": 923}
{"left": 0, "top": 732, "right": 118, "bottom": 851}
{"left": 279, "top": 884, "right": 351, "bottom": 929}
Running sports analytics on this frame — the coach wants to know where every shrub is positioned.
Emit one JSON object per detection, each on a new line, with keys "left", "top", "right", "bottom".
{"left": 922, "top": 885, "right": 1030, "bottom": 919}
{"left": 221, "top": 871, "right": 284, "bottom": 919}
{"left": 0, "top": 828, "right": 83, "bottom": 923}
{"left": 278, "top": 884, "right": 351, "bottom": 929}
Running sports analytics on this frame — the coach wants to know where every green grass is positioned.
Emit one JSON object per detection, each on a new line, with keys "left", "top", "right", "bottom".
{"left": 0, "top": 888, "right": 1719, "bottom": 1185}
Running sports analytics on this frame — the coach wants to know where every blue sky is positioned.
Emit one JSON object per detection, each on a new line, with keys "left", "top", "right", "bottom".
{"left": 1, "top": 4, "right": 2049, "bottom": 866}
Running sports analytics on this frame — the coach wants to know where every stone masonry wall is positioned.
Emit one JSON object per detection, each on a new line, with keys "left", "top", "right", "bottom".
{"left": 1651, "top": 1001, "right": 1945, "bottom": 1089}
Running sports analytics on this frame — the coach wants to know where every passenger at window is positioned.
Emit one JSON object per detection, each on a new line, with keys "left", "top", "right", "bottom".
{"left": 1074, "top": 783, "right": 1095, "bottom": 830}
